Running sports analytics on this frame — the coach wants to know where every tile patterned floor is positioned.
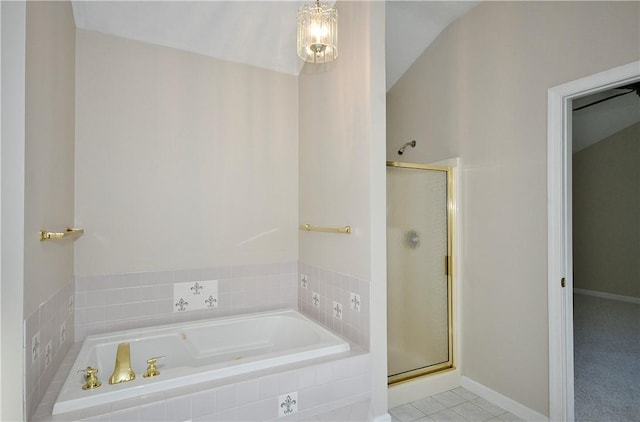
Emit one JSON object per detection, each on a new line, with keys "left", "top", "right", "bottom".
{"left": 389, "top": 387, "right": 525, "bottom": 422}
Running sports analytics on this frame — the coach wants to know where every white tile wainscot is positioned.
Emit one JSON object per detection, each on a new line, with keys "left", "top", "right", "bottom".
{"left": 32, "top": 343, "right": 371, "bottom": 422}
{"left": 74, "top": 262, "right": 298, "bottom": 341}
{"left": 298, "top": 262, "right": 370, "bottom": 351}
{"left": 25, "top": 278, "right": 75, "bottom": 420}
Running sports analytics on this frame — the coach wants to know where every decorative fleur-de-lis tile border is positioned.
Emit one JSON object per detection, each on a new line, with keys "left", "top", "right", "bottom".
{"left": 31, "top": 332, "right": 40, "bottom": 364}
{"left": 59, "top": 321, "right": 66, "bottom": 345}
{"left": 311, "top": 292, "right": 320, "bottom": 308}
{"left": 44, "top": 341, "right": 52, "bottom": 370}
{"left": 300, "top": 274, "right": 309, "bottom": 289}
{"left": 278, "top": 392, "right": 298, "bottom": 417}
{"left": 350, "top": 292, "right": 361, "bottom": 312}
{"left": 333, "top": 301, "right": 343, "bottom": 320}
{"left": 173, "top": 280, "right": 218, "bottom": 312}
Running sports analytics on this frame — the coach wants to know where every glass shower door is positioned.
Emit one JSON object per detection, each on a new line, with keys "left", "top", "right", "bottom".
{"left": 387, "top": 162, "right": 452, "bottom": 384}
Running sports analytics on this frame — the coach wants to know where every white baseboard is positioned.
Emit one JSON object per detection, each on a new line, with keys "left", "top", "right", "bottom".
{"left": 461, "top": 377, "right": 548, "bottom": 422}
{"left": 388, "top": 368, "right": 461, "bottom": 408}
{"left": 574, "top": 288, "right": 640, "bottom": 304}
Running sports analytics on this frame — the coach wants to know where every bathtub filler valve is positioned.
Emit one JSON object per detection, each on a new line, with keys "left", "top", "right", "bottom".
{"left": 109, "top": 342, "right": 136, "bottom": 384}
{"left": 143, "top": 356, "right": 165, "bottom": 378}
{"left": 79, "top": 367, "right": 102, "bottom": 390}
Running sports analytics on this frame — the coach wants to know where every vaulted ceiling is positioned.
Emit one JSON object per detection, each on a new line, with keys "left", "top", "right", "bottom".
{"left": 70, "top": 1, "right": 638, "bottom": 145}
{"left": 70, "top": 1, "right": 479, "bottom": 91}
{"left": 572, "top": 84, "right": 640, "bottom": 153}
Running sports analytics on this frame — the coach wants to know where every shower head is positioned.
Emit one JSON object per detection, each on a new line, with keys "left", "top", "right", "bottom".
{"left": 397, "top": 140, "right": 416, "bottom": 155}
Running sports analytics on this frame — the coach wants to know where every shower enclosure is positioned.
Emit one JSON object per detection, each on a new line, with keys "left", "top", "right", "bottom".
{"left": 387, "top": 162, "right": 453, "bottom": 384}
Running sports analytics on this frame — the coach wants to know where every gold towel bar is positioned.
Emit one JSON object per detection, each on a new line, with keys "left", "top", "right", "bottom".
{"left": 39, "top": 227, "right": 84, "bottom": 242}
{"left": 299, "top": 224, "right": 352, "bottom": 235}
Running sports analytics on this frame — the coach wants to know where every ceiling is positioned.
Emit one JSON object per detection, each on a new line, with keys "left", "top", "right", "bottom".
{"left": 572, "top": 84, "right": 640, "bottom": 153}
{"left": 71, "top": 1, "right": 637, "bottom": 146}
{"left": 70, "top": 1, "right": 479, "bottom": 91}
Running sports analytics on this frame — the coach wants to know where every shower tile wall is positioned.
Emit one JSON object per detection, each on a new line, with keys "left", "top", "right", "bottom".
{"left": 74, "top": 262, "right": 298, "bottom": 341}
{"left": 298, "top": 262, "right": 370, "bottom": 350}
{"left": 24, "top": 278, "right": 75, "bottom": 420}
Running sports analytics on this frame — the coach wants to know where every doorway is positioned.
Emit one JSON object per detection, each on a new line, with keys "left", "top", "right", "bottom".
{"left": 386, "top": 161, "right": 453, "bottom": 385}
{"left": 571, "top": 88, "right": 640, "bottom": 421}
{"left": 547, "top": 60, "right": 640, "bottom": 421}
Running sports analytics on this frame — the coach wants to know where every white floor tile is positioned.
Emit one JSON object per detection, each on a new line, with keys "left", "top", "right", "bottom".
{"left": 496, "top": 412, "right": 525, "bottom": 421}
{"left": 429, "top": 408, "right": 466, "bottom": 422}
{"left": 470, "top": 397, "right": 507, "bottom": 417}
{"left": 431, "top": 391, "right": 467, "bottom": 408}
{"left": 389, "top": 387, "right": 521, "bottom": 422}
{"left": 390, "top": 403, "right": 427, "bottom": 422}
{"left": 411, "top": 397, "right": 446, "bottom": 415}
{"left": 450, "top": 402, "right": 494, "bottom": 422}
{"left": 452, "top": 387, "right": 478, "bottom": 401}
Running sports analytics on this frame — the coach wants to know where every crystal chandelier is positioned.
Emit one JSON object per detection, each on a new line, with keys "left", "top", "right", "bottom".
{"left": 296, "top": 0, "right": 338, "bottom": 63}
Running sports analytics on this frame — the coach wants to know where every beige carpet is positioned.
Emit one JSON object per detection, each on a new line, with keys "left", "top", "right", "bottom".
{"left": 573, "top": 293, "right": 640, "bottom": 422}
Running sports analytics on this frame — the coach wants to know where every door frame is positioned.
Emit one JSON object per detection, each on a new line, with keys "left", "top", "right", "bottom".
{"left": 547, "top": 60, "right": 640, "bottom": 422}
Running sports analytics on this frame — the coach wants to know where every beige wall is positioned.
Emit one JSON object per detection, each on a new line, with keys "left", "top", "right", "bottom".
{"left": 75, "top": 29, "right": 298, "bottom": 277}
{"left": 24, "top": 1, "right": 76, "bottom": 316}
{"left": 1, "top": 2, "right": 27, "bottom": 419}
{"left": 298, "top": 1, "right": 387, "bottom": 416}
{"left": 387, "top": 1, "right": 640, "bottom": 416}
{"left": 573, "top": 122, "right": 639, "bottom": 298}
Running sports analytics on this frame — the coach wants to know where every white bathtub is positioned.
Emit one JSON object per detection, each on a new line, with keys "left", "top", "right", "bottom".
{"left": 53, "top": 309, "right": 349, "bottom": 415}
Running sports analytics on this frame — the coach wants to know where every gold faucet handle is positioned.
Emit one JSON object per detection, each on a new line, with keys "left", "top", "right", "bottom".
{"left": 143, "top": 356, "right": 165, "bottom": 378}
{"left": 79, "top": 366, "right": 102, "bottom": 390}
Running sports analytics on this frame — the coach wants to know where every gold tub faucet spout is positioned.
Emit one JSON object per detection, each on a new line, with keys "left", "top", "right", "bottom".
{"left": 109, "top": 342, "right": 136, "bottom": 384}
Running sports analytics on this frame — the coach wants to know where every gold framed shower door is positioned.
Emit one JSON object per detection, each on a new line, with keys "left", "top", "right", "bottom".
{"left": 386, "top": 161, "right": 454, "bottom": 385}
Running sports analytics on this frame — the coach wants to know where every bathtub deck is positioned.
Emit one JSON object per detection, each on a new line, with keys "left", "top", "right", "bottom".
{"left": 32, "top": 341, "right": 371, "bottom": 422}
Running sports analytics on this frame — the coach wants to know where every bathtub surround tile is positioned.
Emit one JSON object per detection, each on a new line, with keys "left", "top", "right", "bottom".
{"left": 298, "top": 262, "right": 370, "bottom": 350}
{"left": 75, "top": 262, "right": 298, "bottom": 341}
{"left": 173, "top": 279, "right": 218, "bottom": 313}
{"left": 350, "top": 292, "right": 361, "bottom": 312}
{"left": 59, "top": 321, "right": 67, "bottom": 345}
{"left": 32, "top": 331, "right": 41, "bottom": 364}
{"left": 25, "top": 278, "right": 75, "bottom": 421}
{"left": 279, "top": 372, "right": 299, "bottom": 395}
{"left": 258, "top": 375, "right": 280, "bottom": 400}
{"left": 278, "top": 392, "right": 299, "bottom": 417}
{"left": 191, "top": 390, "right": 216, "bottom": 418}
{"left": 333, "top": 301, "right": 343, "bottom": 320}
{"left": 44, "top": 341, "right": 53, "bottom": 370}
{"left": 35, "top": 341, "right": 371, "bottom": 422}
{"left": 35, "top": 261, "right": 369, "bottom": 421}
{"left": 216, "top": 384, "right": 239, "bottom": 412}
{"left": 138, "top": 402, "right": 167, "bottom": 422}
{"left": 165, "top": 396, "right": 192, "bottom": 421}
{"left": 110, "top": 408, "right": 140, "bottom": 422}
{"left": 214, "top": 407, "right": 238, "bottom": 421}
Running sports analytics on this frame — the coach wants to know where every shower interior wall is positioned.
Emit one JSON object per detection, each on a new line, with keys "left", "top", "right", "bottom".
{"left": 23, "top": 0, "right": 385, "bottom": 419}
